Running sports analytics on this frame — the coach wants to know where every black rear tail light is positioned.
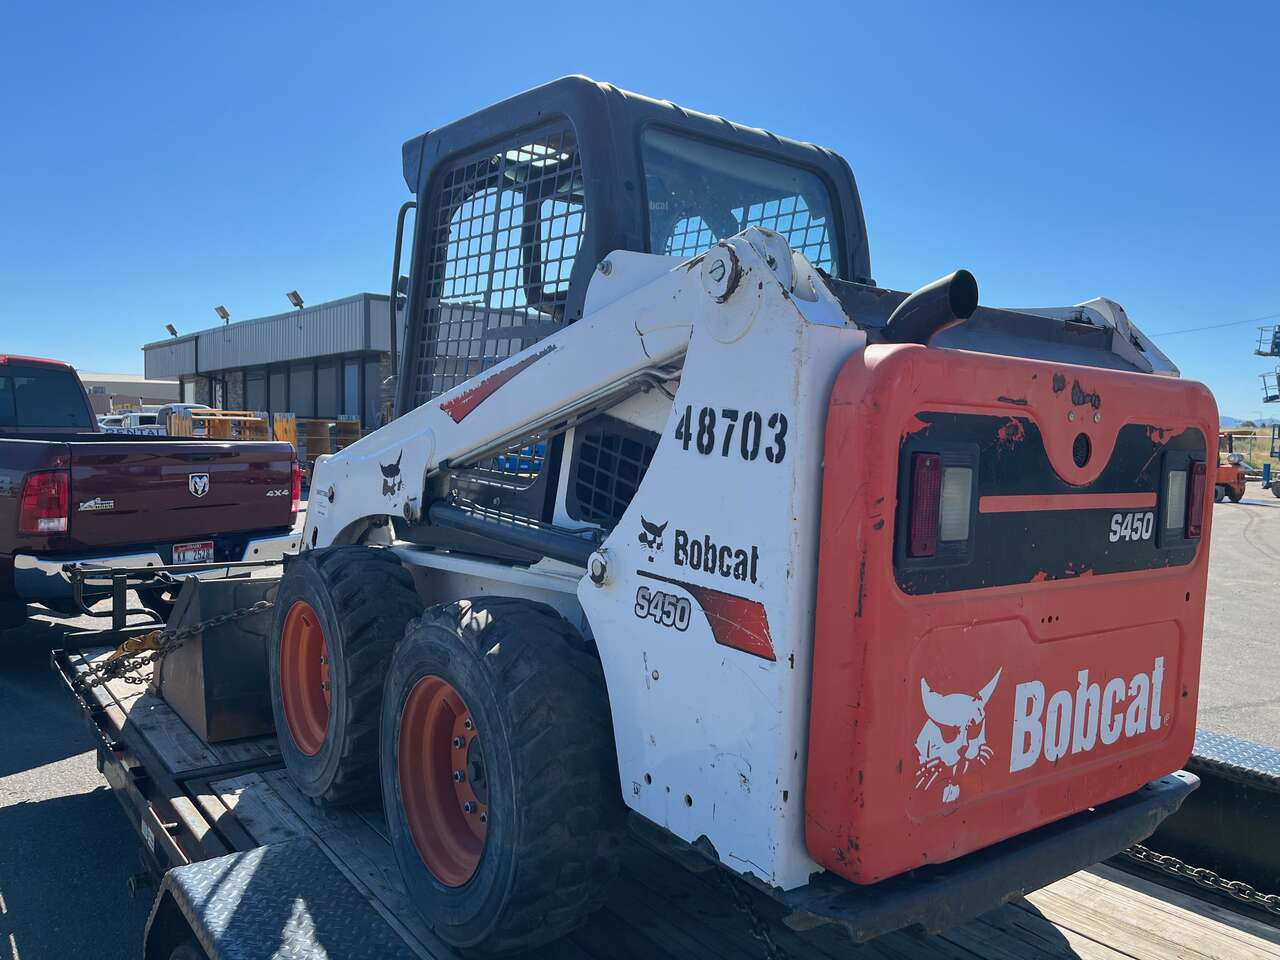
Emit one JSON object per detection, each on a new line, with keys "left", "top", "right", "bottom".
{"left": 908, "top": 453, "right": 942, "bottom": 557}
{"left": 1185, "top": 459, "right": 1206, "bottom": 538}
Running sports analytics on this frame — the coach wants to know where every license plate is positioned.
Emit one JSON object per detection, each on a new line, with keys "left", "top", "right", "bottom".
{"left": 173, "top": 540, "right": 215, "bottom": 564}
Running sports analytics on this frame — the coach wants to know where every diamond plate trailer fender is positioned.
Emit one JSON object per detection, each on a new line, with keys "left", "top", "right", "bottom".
{"left": 144, "top": 840, "right": 422, "bottom": 960}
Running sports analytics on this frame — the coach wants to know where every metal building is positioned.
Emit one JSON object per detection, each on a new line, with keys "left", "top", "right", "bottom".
{"left": 79, "top": 371, "right": 180, "bottom": 414}
{"left": 142, "top": 293, "right": 403, "bottom": 431}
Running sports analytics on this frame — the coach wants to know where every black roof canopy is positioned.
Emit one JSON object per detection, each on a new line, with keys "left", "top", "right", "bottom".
{"left": 400, "top": 75, "right": 871, "bottom": 284}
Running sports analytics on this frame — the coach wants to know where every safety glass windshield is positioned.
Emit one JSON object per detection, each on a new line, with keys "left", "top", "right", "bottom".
{"left": 642, "top": 127, "right": 839, "bottom": 275}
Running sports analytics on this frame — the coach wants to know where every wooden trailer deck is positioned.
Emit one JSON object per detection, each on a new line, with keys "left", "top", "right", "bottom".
{"left": 63, "top": 647, "right": 1280, "bottom": 960}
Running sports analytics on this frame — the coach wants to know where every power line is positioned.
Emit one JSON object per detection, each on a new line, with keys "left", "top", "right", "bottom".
{"left": 1149, "top": 311, "right": 1280, "bottom": 337}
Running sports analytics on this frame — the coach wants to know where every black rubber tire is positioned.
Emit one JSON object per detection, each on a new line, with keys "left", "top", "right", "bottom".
{"left": 382, "top": 598, "right": 623, "bottom": 955}
{"left": 1214, "top": 485, "right": 1225, "bottom": 503}
{"left": 1228, "top": 486, "right": 1245, "bottom": 503}
{"left": 269, "top": 546, "right": 420, "bottom": 805}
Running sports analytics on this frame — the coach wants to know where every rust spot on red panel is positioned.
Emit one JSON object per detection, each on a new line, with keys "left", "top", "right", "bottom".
{"left": 996, "top": 417, "right": 1026, "bottom": 448}
{"left": 903, "top": 415, "right": 931, "bottom": 439}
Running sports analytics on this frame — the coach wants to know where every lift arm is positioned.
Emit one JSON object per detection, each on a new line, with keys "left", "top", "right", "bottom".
{"left": 302, "top": 252, "right": 696, "bottom": 550}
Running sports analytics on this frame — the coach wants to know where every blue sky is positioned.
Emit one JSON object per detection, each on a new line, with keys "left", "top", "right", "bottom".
{"left": 2, "top": 3, "right": 1277, "bottom": 418}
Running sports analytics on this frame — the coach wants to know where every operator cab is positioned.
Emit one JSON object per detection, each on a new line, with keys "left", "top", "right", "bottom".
{"left": 394, "top": 76, "right": 869, "bottom": 535}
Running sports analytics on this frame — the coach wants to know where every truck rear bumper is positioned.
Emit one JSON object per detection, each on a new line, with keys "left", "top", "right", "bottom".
{"left": 779, "top": 770, "right": 1197, "bottom": 942}
{"left": 13, "top": 531, "right": 301, "bottom": 601}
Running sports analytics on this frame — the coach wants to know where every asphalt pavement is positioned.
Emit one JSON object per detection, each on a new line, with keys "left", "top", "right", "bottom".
{"left": 0, "top": 602, "right": 154, "bottom": 960}
{"left": 0, "top": 494, "right": 1278, "bottom": 958}
{"left": 1199, "top": 488, "right": 1280, "bottom": 746}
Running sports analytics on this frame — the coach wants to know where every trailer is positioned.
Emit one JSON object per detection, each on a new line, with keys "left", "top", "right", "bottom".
{"left": 52, "top": 632, "right": 1280, "bottom": 960}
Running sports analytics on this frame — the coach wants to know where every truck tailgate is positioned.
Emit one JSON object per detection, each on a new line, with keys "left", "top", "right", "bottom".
{"left": 67, "top": 441, "right": 293, "bottom": 549}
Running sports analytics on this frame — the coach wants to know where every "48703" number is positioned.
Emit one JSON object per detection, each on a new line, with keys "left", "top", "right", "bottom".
{"left": 673, "top": 405, "right": 788, "bottom": 464}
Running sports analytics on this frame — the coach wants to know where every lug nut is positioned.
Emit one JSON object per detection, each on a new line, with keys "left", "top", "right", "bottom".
{"left": 463, "top": 801, "right": 476, "bottom": 814}
{"left": 453, "top": 769, "right": 466, "bottom": 782}
{"left": 479, "top": 812, "right": 488, "bottom": 824}
{"left": 452, "top": 736, "right": 465, "bottom": 749}
{"left": 464, "top": 718, "right": 474, "bottom": 730}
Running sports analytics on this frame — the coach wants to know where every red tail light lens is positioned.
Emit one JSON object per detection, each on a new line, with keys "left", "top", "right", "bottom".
{"left": 908, "top": 453, "right": 942, "bottom": 557}
{"left": 19, "top": 470, "right": 69, "bottom": 535}
{"left": 1185, "top": 459, "right": 1207, "bottom": 538}
{"left": 290, "top": 460, "right": 302, "bottom": 520}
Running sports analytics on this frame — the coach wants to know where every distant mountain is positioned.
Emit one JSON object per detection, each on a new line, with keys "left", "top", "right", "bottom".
{"left": 1222, "top": 416, "right": 1280, "bottom": 427}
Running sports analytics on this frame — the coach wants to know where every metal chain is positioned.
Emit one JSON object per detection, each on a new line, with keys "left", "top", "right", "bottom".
{"left": 1123, "top": 842, "right": 1280, "bottom": 916}
{"left": 76, "top": 599, "right": 274, "bottom": 690}
{"left": 717, "top": 870, "right": 789, "bottom": 960}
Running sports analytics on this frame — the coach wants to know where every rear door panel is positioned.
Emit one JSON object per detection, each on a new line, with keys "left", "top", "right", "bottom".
{"left": 805, "top": 343, "right": 1216, "bottom": 884}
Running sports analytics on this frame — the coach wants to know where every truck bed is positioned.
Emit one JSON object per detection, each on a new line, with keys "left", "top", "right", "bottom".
{"left": 59, "top": 646, "right": 1280, "bottom": 960}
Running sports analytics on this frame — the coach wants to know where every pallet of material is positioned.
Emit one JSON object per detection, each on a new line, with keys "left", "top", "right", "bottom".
{"left": 295, "top": 416, "right": 361, "bottom": 461}
{"left": 167, "top": 409, "right": 296, "bottom": 444}
{"left": 60, "top": 648, "right": 1280, "bottom": 960}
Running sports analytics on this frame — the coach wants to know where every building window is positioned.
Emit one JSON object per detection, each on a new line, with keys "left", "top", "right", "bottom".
{"left": 246, "top": 369, "right": 266, "bottom": 411}
{"left": 316, "top": 361, "right": 339, "bottom": 417}
{"left": 363, "top": 358, "right": 382, "bottom": 430}
{"left": 269, "top": 368, "right": 287, "bottom": 413}
{"left": 290, "top": 363, "right": 315, "bottom": 418}
{"left": 343, "top": 358, "right": 360, "bottom": 417}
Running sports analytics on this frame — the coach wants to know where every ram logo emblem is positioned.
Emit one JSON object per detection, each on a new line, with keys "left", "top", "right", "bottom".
{"left": 188, "top": 473, "right": 210, "bottom": 498}
{"left": 914, "top": 670, "right": 1000, "bottom": 803}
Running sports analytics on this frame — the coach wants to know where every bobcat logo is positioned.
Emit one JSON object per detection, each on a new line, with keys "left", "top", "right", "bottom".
{"left": 637, "top": 516, "right": 667, "bottom": 562}
{"left": 914, "top": 670, "right": 1000, "bottom": 803}
{"left": 380, "top": 451, "right": 404, "bottom": 497}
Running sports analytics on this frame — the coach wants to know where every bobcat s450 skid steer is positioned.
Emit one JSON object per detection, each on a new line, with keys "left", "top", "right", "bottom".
{"left": 269, "top": 77, "right": 1214, "bottom": 954}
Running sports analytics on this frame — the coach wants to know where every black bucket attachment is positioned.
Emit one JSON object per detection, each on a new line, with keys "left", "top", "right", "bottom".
{"left": 152, "top": 575, "right": 281, "bottom": 743}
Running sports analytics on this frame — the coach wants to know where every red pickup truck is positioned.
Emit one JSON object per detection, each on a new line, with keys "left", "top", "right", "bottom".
{"left": 0, "top": 355, "right": 300, "bottom": 629}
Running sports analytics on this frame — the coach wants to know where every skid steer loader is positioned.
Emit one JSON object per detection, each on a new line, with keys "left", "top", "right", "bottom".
{"left": 268, "top": 77, "right": 1214, "bottom": 954}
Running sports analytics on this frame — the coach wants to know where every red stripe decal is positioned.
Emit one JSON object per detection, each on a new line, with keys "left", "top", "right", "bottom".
{"left": 978, "top": 492, "right": 1157, "bottom": 514}
{"left": 638, "top": 571, "right": 775, "bottom": 661}
{"left": 439, "top": 345, "right": 556, "bottom": 423}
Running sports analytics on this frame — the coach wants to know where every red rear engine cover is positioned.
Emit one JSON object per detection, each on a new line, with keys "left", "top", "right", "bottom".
{"left": 806, "top": 344, "right": 1217, "bottom": 884}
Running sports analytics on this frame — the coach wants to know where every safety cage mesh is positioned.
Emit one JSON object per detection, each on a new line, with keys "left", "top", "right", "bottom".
{"left": 662, "top": 199, "right": 833, "bottom": 268}
{"left": 410, "top": 123, "right": 586, "bottom": 490}
{"left": 568, "top": 415, "right": 660, "bottom": 528}
{"left": 411, "top": 124, "right": 585, "bottom": 407}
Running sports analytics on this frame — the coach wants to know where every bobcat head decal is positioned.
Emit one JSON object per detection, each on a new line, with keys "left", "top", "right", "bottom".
{"left": 914, "top": 670, "right": 1000, "bottom": 803}
{"left": 637, "top": 516, "right": 667, "bottom": 561}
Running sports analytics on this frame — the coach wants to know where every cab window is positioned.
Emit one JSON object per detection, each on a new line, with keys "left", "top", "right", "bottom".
{"left": 642, "top": 128, "right": 839, "bottom": 275}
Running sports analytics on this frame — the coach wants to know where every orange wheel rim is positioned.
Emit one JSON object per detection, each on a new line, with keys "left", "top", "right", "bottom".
{"left": 399, "top": 676, "right": 488, "bottom": 887}
{"left": 280, "top": 600, "right": 331, "bottom": 756}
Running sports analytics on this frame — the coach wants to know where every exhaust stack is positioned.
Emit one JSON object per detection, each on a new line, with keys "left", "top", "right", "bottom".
{"left": 883, "top": 270, "right": 979, "bottom": 344}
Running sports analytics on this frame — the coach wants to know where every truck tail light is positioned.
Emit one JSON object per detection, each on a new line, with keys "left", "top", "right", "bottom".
{"left": 1185, "top": 459, "right": 1207, "bottom": 538}
{"left": 908, "top": 453, "right": 942, "bottom": 557}
{"left": 19, "top": 470, "right": 69, "bottom": 535}
{"left": 290, "top": 459, "right": 302, "bottom": 521}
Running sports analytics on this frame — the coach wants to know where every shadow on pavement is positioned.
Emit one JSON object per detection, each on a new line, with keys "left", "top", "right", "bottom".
{"left": 0, "top": 789, "right": 151, "bottom": 960}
